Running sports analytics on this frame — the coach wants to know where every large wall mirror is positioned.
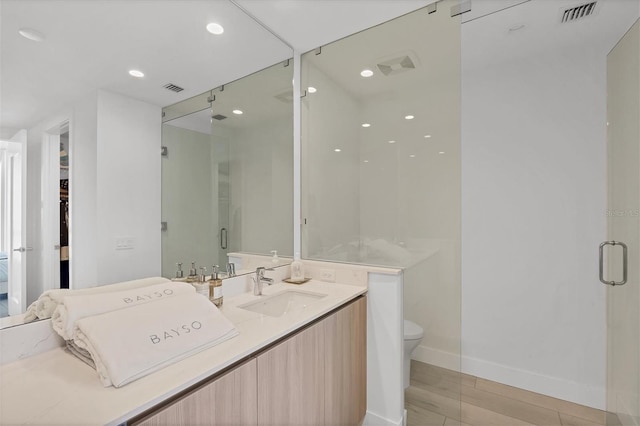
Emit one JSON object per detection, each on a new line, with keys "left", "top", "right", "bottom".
{"left": 161, "top": 61, "right": 294, "bottom": 279}
{"left": 0, "top": 0, "right": 292, "bottom": 328}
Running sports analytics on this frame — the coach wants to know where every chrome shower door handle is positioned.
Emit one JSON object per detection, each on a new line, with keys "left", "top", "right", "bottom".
{"left": 599, "top": 241, "right": 628, "bottom": 286}
{"left": 220, "top": 228, "right": 228, "bottom": 250}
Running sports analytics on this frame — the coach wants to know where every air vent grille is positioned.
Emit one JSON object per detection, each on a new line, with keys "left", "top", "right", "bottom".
{"left": 561, "top": 2, "right": 597, "bottom": 23}
{"left": 377, "top": 55, "right": 416, "bottom": 77}
{"left": 163, "top": 83, "right": 184, "bottom": 93}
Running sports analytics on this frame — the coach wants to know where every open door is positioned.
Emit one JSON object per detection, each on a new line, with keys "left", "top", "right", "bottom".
{"left": 0, "top": 130, "right": 28, "bottom": 316}
{"left": 605, "top": 18, "right": 639, "bottom": 426}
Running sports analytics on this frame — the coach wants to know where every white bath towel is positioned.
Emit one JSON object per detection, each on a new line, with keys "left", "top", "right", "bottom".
{"left": 66, "top": 341, "right": 95, "bottom": 369}
{"left": 74, "top": 293, "right": 238, "bottom": 388}
{"left": 24, "top": 277, "right": 170, "bottom": 322}
{"left": 52, "top": 281, "right": 195, "bottom": 341}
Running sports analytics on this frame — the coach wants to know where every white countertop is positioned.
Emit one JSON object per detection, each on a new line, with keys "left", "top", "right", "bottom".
{"left": 0, "top": 280, "right": 366, "bottom": 425}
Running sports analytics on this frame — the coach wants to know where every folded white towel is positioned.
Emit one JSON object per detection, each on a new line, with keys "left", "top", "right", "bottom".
{"left": 66, "top": 341, "right": 95, "bottom": 369}
{"left": 52, "top": 281, "right": 196, "bottom": 341}
{"left": 24, "top": 277, "right": 170, "bottom": 322}
{"left": 74, "top": 293, "right": 238, "bottom": 388}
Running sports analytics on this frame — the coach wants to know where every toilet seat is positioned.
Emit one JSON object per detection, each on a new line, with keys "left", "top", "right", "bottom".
{"left": 404, "top": 320, "right": 423, "bottom": 340}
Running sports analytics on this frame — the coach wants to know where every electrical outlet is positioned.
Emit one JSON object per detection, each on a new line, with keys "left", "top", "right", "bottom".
{"left": 115, "top": 236, "right": 135, "bottom": 250}
{"left": 319, "top": 268, "right": 336, "bottom": 282}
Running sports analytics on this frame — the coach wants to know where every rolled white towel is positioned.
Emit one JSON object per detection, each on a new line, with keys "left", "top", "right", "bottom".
{"left": 24, "top": 277, "right": 170, "bottom": 322}
{"left": 74, "top": 293, "right": 238, "bottom": 388}
{"left": 52, "top": 281, "right": 195, "bottom": 341}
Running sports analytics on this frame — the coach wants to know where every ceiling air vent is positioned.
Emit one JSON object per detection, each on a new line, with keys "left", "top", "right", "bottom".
{"left": 163, "top": 83, "right": 184, "bottom": 93}
{"left": 375, "top": 51, "right": 419, "bottom": 77}
{"left": 561, "top": 2, "right": 597, "bottom": 23}
{"left": 211, "top": 114, "right": 227, "bottom": 121}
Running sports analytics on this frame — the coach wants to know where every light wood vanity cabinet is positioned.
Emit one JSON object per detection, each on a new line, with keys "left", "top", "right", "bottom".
{"left": 324, "top": 295, "right": 367, "bottom": 425}
{"left": 131, "top": 296, "right": 366, "bottom": 426}
{"left": 257, "top": 320, "right": 326, "bottom": 425}
{"left": 258, "top": 296, "right": 367, "bottom": 426}
{"left": 132, "top": 359, "right": 257, "bottom": 426}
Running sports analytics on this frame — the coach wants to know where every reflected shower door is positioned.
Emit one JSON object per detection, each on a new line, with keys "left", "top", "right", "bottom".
{"left": 605, "top": 18, "right": 639, "bottom": 426}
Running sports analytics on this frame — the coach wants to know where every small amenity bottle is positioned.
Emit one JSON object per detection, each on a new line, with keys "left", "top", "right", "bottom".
{"left": 209, "top": 265, "right": 223, "bottom": 307}
{"left": 171, "top": 262, "right": 187, "bottom": 282}
{"left": 290, "top": 252, "right": 305, "bottom": 282}
{"left": 193, "top": 267, "right": 209, "bottom": 297}
{"left": 186, "top": 261, "right": 198, "bottom": 283}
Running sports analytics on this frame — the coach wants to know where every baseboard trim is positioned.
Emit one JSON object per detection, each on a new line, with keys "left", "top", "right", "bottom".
{"left": 411, "top": 343, "right": 461, "bottom": 371}
{"left": 411, "top": 344, "right": 605, "bottom": 410}
{"left": 363, "top": 410, "right": 403, "bottom": 426}
{"left": 463, "top": 355, "right": 606, "bottom": 410}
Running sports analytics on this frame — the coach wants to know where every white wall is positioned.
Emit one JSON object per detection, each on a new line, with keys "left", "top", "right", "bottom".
{"left": 229, "top": 119, "right": 293, "bottom": 257}
{"left": 96, "top": 90, "right": 161, "bottom": 285}
{"left": 71, "top": 94, "right": 99, "bottom": 289}
{"left": 24, "top": 90, "right": 161, "bottom": 298}
{"left": 161, "top": 125, "right": 216, "bottom": 278}
{"left": 301, "top": 62, "right": 360, "bottom": 258}
{"left": 461, "top": 29, "right": 608, "bottom": 409}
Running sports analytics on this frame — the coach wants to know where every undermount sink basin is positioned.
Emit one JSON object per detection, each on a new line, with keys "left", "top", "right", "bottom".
{"left": 238, "top": 289, "right": 328, "bottom": 317}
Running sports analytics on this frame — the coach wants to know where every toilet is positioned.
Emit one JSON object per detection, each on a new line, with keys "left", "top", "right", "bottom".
{"left": 403, "top": 320, "right": 424, "bottom": 389}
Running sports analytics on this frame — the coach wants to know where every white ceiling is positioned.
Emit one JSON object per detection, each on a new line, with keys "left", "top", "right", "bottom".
{"left": 4, "top": 0, "right": 636, "bottom": 140}
{"left": 463, "top": 0, "right": 640, "bottom": 72}
{"left": 0, "top": 0, "right": 432, "bottom": 138}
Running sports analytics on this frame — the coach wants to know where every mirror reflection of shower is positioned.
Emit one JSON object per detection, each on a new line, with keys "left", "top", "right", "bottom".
{"left": 161, "top": 60, "right": 294, "bottom": 279}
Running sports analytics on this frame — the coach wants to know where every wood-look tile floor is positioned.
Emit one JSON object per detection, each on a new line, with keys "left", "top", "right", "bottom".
{"left": 405, "top": 360, "right": 620, "bottom": 426}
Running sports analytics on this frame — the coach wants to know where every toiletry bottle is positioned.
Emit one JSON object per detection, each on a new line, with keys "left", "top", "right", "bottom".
{"left": 186, "top": 261, "right": 198, "bottom": 283}
{"left": 209, "top": 265, "right": 223, "bottom": 307}
{"left": 193, "top": 267, "right": 209, "bottom": 297}
{"left": 291, "top": 252, "right": 305, "bottom": 282}
{"left": 271, "top": 250, "right": 279, "bottom": 265}
{"left": 172, "top": 262, "right": 187, "bottom": 282}
{"left": 176, "top": 262, "right": 184, "bottom": 279}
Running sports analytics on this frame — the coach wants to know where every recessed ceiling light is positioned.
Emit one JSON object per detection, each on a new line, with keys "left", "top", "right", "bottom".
{"left": 334, "top": 148, "right": 342, "bottom": 152}
{"left": 206, "top": 23, "right": 224, "bottom": 35}
{"left": 410, "top": 154, "right": 416, "bottom": 158}
{"left": 18, "top": 28, "right": 45, "bottom": 42}
{"left": 388, "top": 140, "right": 396, "bottom": 144}
{"left": 363, "top": 160, "right": 369, "bottom": 163}
{"left": 438, "top": 151, "right": 445, "bottom": 155}
{"left": 307, "top": 87, "right": 317, "bottom": 93}
{"left": 424, "top": 134, "right": 432, "bottom": 138}
{"left": 360, "top": 69, "right": 374, "bottom": 78}
{"left": 129, "top": 70, "right": 145, "bottom": 78}
{"left": 361, "top": 123, "right": 371, "bottom": 128}
{"left": 405, "top": 115, "right": 414, "bottom": 120}
{"left": 232, "top": 109, "right": 243, "bottom": 115}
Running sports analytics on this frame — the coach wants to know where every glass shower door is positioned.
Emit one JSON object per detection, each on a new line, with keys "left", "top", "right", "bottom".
{"left": 605, "top": 18, "right": 639, "bottom": 426}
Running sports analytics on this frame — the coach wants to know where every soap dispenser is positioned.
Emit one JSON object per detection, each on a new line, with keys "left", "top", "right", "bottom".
{"left": 186, "top": 261, "right": 198, "bottom": 283}
{"left": 271, "top": 250, "right": 279, "bottom": 265}
{"left": 290, "top": 252, "right": 305, "bottom": 282}
{"left": 209, "top": 265, "right": 223, "bottom": 307}
{"left": 193, "top": 267, "right": 208, "bottom": 297}
{"left": 172, "top": 263, "right": 187, "bottom": 282}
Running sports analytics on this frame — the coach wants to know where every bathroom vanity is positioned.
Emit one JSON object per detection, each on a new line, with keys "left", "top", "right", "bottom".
{"left": 0, "top": 280, "right": 366, "bottom": 425}
{"left": 131, "top": 295, "right": 366, "bottom": 425}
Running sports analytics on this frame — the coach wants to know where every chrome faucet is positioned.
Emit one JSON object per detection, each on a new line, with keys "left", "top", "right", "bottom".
{"left": 252, "top": 266, "right": 274, "bottom": 296}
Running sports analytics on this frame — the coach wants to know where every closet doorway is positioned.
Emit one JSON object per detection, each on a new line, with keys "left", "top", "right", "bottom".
{"left": 42, "top": 121, "right": 70, "bottom": 292}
